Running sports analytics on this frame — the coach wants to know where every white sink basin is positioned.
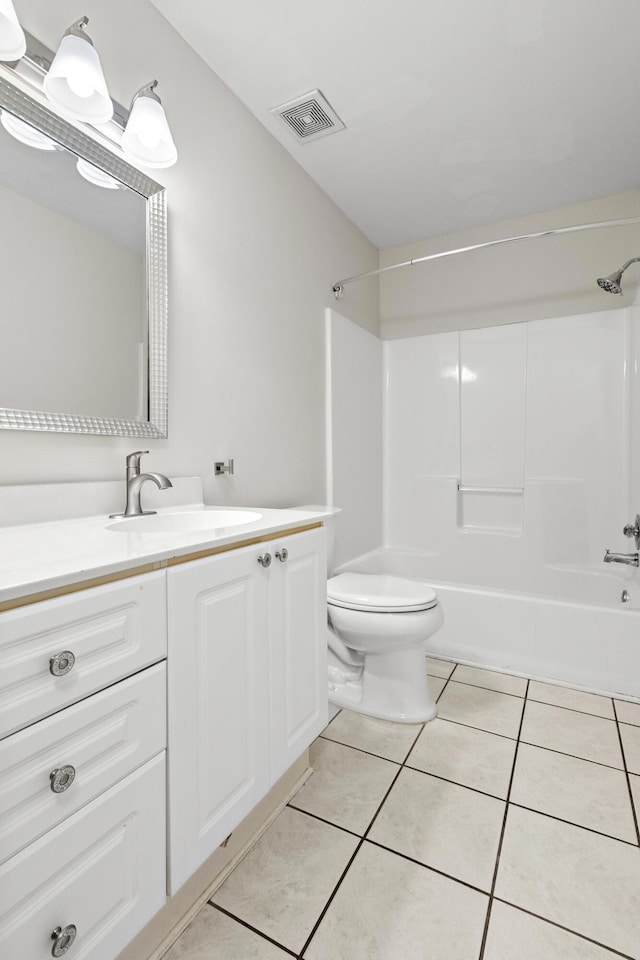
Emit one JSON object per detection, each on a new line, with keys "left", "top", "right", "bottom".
{"left": 107, "top": 509, "right": 262, "bottom": 534}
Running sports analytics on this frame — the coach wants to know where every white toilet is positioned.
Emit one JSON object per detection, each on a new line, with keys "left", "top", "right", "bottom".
{"left": 321, "top": 514, "right": 444, "bottom": 724}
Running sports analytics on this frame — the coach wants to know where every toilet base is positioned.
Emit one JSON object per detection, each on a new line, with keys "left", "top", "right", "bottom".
{"left": 328, "top": 645, "right": 438, "bottom": 724}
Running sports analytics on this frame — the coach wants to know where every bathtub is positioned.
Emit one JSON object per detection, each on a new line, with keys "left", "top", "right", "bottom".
{"left": 336, "top": 547, "right": 640, "bottom": 699}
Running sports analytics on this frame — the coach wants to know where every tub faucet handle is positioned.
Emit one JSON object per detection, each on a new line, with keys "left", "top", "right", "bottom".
{"left": 623, "top": 514, "right": 640, "bottom": 549}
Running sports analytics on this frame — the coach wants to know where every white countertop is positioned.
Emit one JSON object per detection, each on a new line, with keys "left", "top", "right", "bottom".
{"left": 0, "top": 504, "right": 328, "bottom": 604}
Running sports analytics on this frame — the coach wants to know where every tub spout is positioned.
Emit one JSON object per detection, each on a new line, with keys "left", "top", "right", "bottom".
{"left": 604, "top": 549, "right": 639, "bottom": 567}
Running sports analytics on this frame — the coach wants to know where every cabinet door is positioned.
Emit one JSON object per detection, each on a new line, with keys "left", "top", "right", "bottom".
{"left": 167, "top": 548, "right": 270, "bottom": 894}
{"left": 0, "top": 754, "right": 166, "bottom": 960}
{"left": 269, "top": 528, "right": 327, "bottom": 782}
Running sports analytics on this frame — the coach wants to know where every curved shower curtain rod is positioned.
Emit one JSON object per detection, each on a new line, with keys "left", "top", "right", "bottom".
{"left": 331, "top": 216, "right": 640, "bottom": 299}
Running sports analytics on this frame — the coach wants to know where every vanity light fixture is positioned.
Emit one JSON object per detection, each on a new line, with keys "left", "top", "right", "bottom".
{"left": 76, "top": 157, "right": 120, "bottom": 189}
{"left": 0, "top": 108, "right": 58, "bottom": 149}
{"left": 0, "top": 0, "right": 26, "bottom": 62}
{"left": 43, "top": 17, "right": 113, "bottom": 124}
{"left": 121, "top": 81, "right": 177, "bottom": 169}
{"left": 1, "top": 13, "right": 178, "bottom": 169}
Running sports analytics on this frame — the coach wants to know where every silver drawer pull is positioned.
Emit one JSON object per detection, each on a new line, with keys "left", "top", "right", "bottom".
{"left": 50, "top": 765, "right": 76, "bottom": 794}
{"left": 275, "top": 548, "right": 288, "bottom": 562}
{"left": 257, "top": 553, "right": 272, "bottom": 568}
{"left": 51, "top": 924, "right": 77, "bottom": 957}
{"left": 49, "top": 651, "right": 75, "bottom": 677}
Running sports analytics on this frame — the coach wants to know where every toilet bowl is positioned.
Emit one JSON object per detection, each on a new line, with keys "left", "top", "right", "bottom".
{"left": 327, "top": 572, "right": 444, "bottom": 723}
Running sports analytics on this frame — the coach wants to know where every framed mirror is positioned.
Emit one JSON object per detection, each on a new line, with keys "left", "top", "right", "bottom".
{"left": 0, "top": 73, "right": 167, "bottom": 437}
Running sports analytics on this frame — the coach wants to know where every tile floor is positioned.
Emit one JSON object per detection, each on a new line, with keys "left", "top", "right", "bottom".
{"left": 163, "top": 658, "right": 640, "bottom": 960}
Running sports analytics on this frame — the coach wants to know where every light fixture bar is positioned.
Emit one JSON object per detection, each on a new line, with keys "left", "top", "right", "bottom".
{"left": 6, "top": 28, "right": 129, "bottom": 128}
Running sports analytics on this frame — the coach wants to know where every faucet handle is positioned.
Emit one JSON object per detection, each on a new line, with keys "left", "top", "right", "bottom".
{"left": 623, "top": 514, "right": 640, "bottom": 549}
{"left": 126, "top": 450, "right": 149, "bottom": 474}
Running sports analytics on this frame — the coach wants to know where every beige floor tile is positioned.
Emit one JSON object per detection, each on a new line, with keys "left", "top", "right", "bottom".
{"left": 304, "top": 841, "right": 488, "bottom": 960}
{"left": 406, "top": 717, "right": 516, "bottom": 799}
{"left": 528, "top": 680, "right": 614, "bottom": 718}
{"left": 520, "top": 700, "right": 623, "bottom": 768}
{"left": 621, "top": 723, "right": 640, "bottom": 774}
{"left": 321, "top": 709, "right": 423, "bottom": 762}
{"left": 452, "top": 664, "right": 527, "bottom": 697}
{"left": 425, "top": 656, "right": 456, "bottom": 679}
{"left": 615, "top": 698, "right": 640, "bottom": 726}
{"left": 484, "top": 900, "right": 621, "bottom": 960}
{"left": 368, "top": 767, "right": 504, "bottom": 891}
{"left": 291, "top": 738, "right": 398, "bottom": 834}
{"left": 212, "top": 807, "right": 358, "bottom": 953}
{"left": 510, "top": 743, "right": 636, "bottom": 842}
{"left": 428, "top": 674, "right": 447, "bottom": 701}
{"left": 163, "top": 905, "right": 291, "bottom": 959}
{"left": 495, "top": 805, "right": 640, "bottom": 958}
{"left": 436, "top": 682, "right": 524, "bottom": 739}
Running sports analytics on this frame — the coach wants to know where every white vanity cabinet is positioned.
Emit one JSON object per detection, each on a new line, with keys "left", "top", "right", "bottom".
{"left": 167, "top": 526, "right": 327, "bottom": 893}
{"left": 0, "top": 572, "right": 168, "bottom": 960}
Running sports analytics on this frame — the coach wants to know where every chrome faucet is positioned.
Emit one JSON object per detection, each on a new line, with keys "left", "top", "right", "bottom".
{"left": 603, "top": 514, "right": 640, "bottom": 567}
{"left": 110, "top": 450, "right": 173, "bottom": 518}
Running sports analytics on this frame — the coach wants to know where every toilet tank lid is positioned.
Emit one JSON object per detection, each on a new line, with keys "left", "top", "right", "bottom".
{"left": 327, "top": 573, "right": 437, "bottom": 611}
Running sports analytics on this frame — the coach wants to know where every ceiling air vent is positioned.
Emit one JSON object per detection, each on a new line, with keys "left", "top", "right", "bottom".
{"left": 270, "top": 90, "right": 345, "bottom": 144}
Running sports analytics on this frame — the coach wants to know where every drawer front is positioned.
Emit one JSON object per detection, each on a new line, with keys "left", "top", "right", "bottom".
{"left": 0, "top": 571, "right": 166, "bottom": 739}
{"left": 0, "top": 753, "right": 166, "bottom": 960}
{"left": 0, "top": 663, "right": 166, "bottom": 864}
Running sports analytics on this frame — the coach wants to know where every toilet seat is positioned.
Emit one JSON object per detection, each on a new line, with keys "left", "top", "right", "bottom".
{"left": 327, "top": 573, "right": 437, "bottom": 613}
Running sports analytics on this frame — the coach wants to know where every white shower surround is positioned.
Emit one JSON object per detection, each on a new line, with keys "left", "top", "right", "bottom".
{"left": 328, "top": 304, "right": 640, "bottom": 700}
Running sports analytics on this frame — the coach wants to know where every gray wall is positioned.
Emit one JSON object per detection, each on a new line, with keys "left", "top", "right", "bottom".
{"left": 380, "top": 189, "right": 640, "bottom": 338}
{"left": 1, "top": 0, "right": 379, "bottom": 509}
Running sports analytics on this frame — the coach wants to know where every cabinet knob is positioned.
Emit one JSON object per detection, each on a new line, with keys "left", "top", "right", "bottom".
{"left": 50, "top": 765, "right": 76, "bottom": 794}
{"left": 257, "top": 553, "right": 272, "bottom": 568}
{"left": 275, "top": 549, "right": 288, "bottom": 562}
{"left": 49, "top": 651, "right": 75, "bottom": 677}
{"left": 51, "top": 924, "right": 77, "bottom": 957}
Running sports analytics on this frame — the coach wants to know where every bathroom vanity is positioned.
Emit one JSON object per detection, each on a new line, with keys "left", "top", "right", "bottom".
{"left": 0, "top": 502, "right": 327, "bottom": 960}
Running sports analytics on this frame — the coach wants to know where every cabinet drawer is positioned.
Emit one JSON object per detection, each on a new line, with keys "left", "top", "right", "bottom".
{"left": 0, "top": 753, "right": 166, "bottom": 960}
{"left": 0, "top": 662, "right": 166, "bottom": 864}
{"left": 0, "top": 571, "right": 166, "bottom": 739}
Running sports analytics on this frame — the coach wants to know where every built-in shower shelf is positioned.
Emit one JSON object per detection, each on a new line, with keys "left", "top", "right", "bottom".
{"left": 457, "top": 482, "right": 524, "bottom": 535}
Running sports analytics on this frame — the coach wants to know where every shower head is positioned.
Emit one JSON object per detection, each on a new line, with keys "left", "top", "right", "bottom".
{"left": 597, "top": 271, "right": 624, "bottom": 295}
{"left": 597, "top": 257, "right": 640, "bottom": 295}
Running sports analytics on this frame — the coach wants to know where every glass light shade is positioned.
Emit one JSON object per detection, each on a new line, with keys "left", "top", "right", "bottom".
{"left": 43, "top": 33, "right": 113, "bottom": 123}
{"left": 76, "top": 157, "right": 120, "bottom": 189}
{"left": 0, "top": 109, "right": 58, "bottom": 149}
{"left": 0, "top": 0, "right": 26, "bottom": 61}
{"left": 122, "top": 95, "right": 177, "bottom": 169}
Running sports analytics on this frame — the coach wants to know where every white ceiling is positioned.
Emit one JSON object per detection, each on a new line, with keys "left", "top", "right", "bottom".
{"left": 151, "top": 0, "right": 640, "bottom": 249}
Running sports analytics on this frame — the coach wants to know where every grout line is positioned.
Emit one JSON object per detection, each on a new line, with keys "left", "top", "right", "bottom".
{"left": 363, "top": 837, "right": 491, "bottom": 898}
{"left": 298, "top": 714, "right": 427, "bottom": 958}
{"left": 286, "top": 803, "right": 363, "bottom": 839}
{"left": 491, "top": 897, "right": 637, "bottom": 960}
{"left": 518, "top": 736, "right": 626, "bottom": 773}
{"left": 210, "top": 903, "right": 299, "bottom": 958}
{"left": 478, "top": 678, "right": 529, "bottom": 960}
{"left": 432, "top": 715, "right": 518, "bottom": 742}
{"left": 402, "top": 764, "right": 509, "bottom": 803}
{"left": 613, "top": 700, "right": 640, "bottom": 847}
{"left": 508, "top": 801, "right": 640, "bottom": 847}
{"left": 526, "top": 694, "right": 617, "bottom": 722}
{"left": 296, "top": 761, "right": 406, "bottom": 958}
{"left": 447, "top": 677, "right": 527, "bottom": 700}
{"left": 296, "top": 838, "right": 365, "bottom": 960}
{"left": 317, "top": 734, "right": 404, "bottom": 765}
